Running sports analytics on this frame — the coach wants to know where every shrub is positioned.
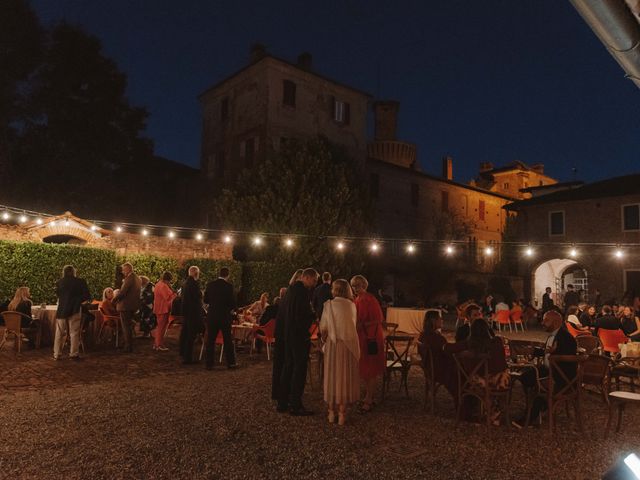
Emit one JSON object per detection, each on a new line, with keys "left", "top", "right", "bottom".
{"left": 117, "top": 253, "right": 180, "bottom": 285}
{"left": 0, "top": 240, "right": 115, "bottom": 303}
{"left": 240, "top": 262, "right": 296, "bottom": 305}
{"left": 178, "top": 258, "right": 242, "bottom": 291}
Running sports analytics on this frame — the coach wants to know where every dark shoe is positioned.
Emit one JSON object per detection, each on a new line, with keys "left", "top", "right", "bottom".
{"left": 276, "top": 404, "right": 289, "bottom": 413}
{"left": 227, "top": 364, "right": 239, "bottom": 369}
{"left": 290, "top": 407, "right": 314, "bottom": 417}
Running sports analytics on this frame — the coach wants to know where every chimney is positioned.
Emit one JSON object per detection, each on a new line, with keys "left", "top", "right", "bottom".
{"left": 297, "top": 52, "right": 313, "bottom": 70}
{"left": 479, "top": 162, "right": 494, "bottom": 173}
{"left": 249, "top": 43, "right": 267, "bottom": 64}
{"left": 373, "top": 100, "right": 399, "bottom": 141}
{"left": 442, "top": 155, "right": 453, "bottom": 180}
{"left": 531, "top": 163, "right": 544, "bottom": 174}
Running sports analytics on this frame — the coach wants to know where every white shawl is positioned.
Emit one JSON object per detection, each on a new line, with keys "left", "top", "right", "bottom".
{"left": 320, "top": 297, "right": 360, "bottom": 360}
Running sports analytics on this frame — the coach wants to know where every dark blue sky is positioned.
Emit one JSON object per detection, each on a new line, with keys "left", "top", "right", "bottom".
{"left": 32, "top": 0, "right": 639, "bottom": 184}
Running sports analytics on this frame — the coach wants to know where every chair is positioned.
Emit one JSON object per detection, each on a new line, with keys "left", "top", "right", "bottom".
{"left": 605, "top": 391, "right": 640, "bottom": 437}
{"left": 97, "top": 307, "right": 120, "bottom": 347}
{"left": 382, "top": 334, "right": 414, "bottom": 399}
{"left": 598, "top": 329, "right": 628, "bottom": 355}
{"left": 382, "top": 322, "right": 398, "bottom": 336}
{"left": 611, "top": 357, "right": 640, "bottom": 392}
{"left": 198, "top": 331, "right": 225, "bottom": 363}
{"left": 250, "top": 320, "right": 276, "bottom": 360}
{"left": 581, "top": 354, "right": 612, "bottom": 404}
{"left": 0, "top": 311, "right": 41, "bottom": 352}
{"left": 510, "top": 310, "right": 525, "bottom": 332}
{"left": 452, "top": 353, "right": 511, "bottom": 427}
{"left": 420, "top": 344, "right": 443, "bottom": 414}
{"left": 576, "top": 335, "right": 601, "bottom": 355}
{"left": 565, "top": 322, "right": 589, "bottom": 338}
{"left": 164, "top": 315, "right": 184, "bottom": 338}
{"left": 546, "top": 355, "right": 586, "bottom": 432}
{"left": 495, "top": 310, "right": 511, "bottom": 332}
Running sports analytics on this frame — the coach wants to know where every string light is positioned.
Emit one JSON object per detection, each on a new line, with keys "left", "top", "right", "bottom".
{"left": 223, "top": 234, "right": 233, "bottom": 244}
{"left": 1, "top": 212, "right": 10, "bottom": 221}
{"left": 445, "top": 245, "right": 454, "bottom": 255}
{"left": 525, "top": 246, "right": 534, "bottom": 257}
{"left": 284, "top": 237, "right": 294, "bottom": 248}
{"left": 195, "top": 232, "right": 203, "bottom": 241}
{"left": 406, "top": 243, "right": 416, "bottom": 254}
{"left": 252, "top": 235, "right": 263, "bottom": 246}
{"left": 141, "top": 228, "right": 149, "bottom": 236}
{"left": 35, "top": 218, "right": 43, "bottom": 225}
{"left": 19, "top": 215, "right": 27, "bottom": 224}
{"left": 336, "top": 241, "right": 345, "bottom": 251}
{"left": 614, "top": 248, "right": 624, "bottom": 259}
{"left": 484, "top": 246, "right": 494, "bottom": 256}
{"left": 370, "top": 242, "right": 380, "bottom": 253}
{"left": 168, "top": 230, "right": 175, "bottom": 239}
{"left": 90, "top": 225, "right": 97, "bottom": 231}
{"left": 569, "top": 247, "right": 578, "bottom": 258}
{"left": 116, "top": 226, "right": 123, "bottom": 233}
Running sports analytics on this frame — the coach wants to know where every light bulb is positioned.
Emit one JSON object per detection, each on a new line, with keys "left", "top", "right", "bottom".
{"left": 484, "top": 246, "right": 494, "bottom": 256}
{"left": 64, "top": 219, "right": 70, "bottom": 227}
{"left": 615, "top": 249, "right": 624, "bottom": 259}
{"left": 116, "top": 226, "right": 123, "bottom": 233}
{"left": 284, "top": 238, "right": 294, "bottom": 248}
{"left": 370, "top": 242, "right": 380, "bottom": 252}
{"left": 142, "top": 229, "right": 149, "bottom": 236}
{"left": 569, "top": 248, "right": 577, "bottom": 258}
{"left": 406, "top": 244, "right": 415, "bottom": 254}
{"left": 168, "top": 231, "right": 175, "bottom": 239}
{"left": 2, "top": 212, "right": 10, "bottom": 221}
{"left": 445, "top": 245, "right": 454, "bottom": 255}
{"left": 36, "top": 218, "right": 43, "bottom": 225}
{"left": 253, "top": 236, "right": 263, "bottom": 246}
{"left": 90, "top": 225, "right": 97, "bottom": 231}
{"left": 336, "top": 241, "right": 345, "bottom": 251}
{"left": 525, "top": 247, "right": 533, "bottom": 257}
{"left": 223, "top": 235, "right": 232, "bottom": 244}
{"left": 50, "top": 220, "right": 56, "bottom": 227}
{"left": 195, "top": 233, "right": 203, "bottom": 241}
{"left": 19, "top": 215, "right": 27, "bottom": 223}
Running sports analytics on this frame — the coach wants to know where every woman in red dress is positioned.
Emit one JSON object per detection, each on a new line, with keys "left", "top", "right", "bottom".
{"left": 350, "top": 275, "right": 385, "bottom": 413}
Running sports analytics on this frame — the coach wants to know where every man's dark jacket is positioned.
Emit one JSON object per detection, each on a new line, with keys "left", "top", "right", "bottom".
{"left": 56, "top": 276, "right": 90, "bottom": 319}
{"left": 204, "top": 278, "right": 236, "bottom": 321}
{"left": 312, "top": 282, "right": 332, "bottom": 319}
{"left": 284, "top": 281, "right": 315, "bottom": 342}
{"left": 181, "top": 276, "right": 203, "bottom": 322}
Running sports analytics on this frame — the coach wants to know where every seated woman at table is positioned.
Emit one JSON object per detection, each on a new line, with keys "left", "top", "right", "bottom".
{"left": 620, "top": 306, "right": 640, "bottom": 342}
{"left": 8, "top": 287, "right": 37, "bottom": 328}
{"left": 418, "top": 310, "right": 456, "bottom": 400}
{"left": 100, "top": 287, "right": 119, "bottom": 317}
{"left": 566, "top": 305, "right": 589, "bottom": 333}
{"left": 579, "top": 304, "right": 597, "bottom": 328}
{"left": 248, "top": 292, "right": 270, "bottom": 320}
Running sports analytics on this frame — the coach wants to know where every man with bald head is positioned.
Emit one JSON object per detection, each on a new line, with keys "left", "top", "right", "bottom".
{"left": 513, "top": 310, "right": 577, "bottom": 427}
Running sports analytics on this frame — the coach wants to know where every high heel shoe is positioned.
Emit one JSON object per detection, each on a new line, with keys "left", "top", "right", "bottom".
{"left": 327, "top": 411, "right": 335, "bottom": 423}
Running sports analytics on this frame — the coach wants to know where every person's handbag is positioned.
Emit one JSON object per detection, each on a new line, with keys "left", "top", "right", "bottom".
{"left": 365, "top": 322, "right": 379, "bottom": 355}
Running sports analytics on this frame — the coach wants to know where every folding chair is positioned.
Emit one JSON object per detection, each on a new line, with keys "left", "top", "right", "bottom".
{"left": 546, "top": 355, "right": 586, "bottom": 432}
{"left": 0, "top": 311, "right": 41, "bottom": 352}
{"left": 382, "top": 334, "right": 414, "bottom": 399}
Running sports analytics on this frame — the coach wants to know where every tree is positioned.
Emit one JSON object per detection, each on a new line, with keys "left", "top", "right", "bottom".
{"left": 212, "top": 137, "right": 372, "bottom": 275}
{"left": 4, "top": 21, "right": 153, "bottom": 218}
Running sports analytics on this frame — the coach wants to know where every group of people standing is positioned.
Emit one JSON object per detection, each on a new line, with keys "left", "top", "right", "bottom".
{"left": 271, "top": 269, "right": 386, "bottom": 425}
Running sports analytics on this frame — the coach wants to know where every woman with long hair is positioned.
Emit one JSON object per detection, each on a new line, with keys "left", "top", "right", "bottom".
{"left": 100, "top": 288, "right": 118, "bottom": 317}
{"left": 8, "top": 287, "right": 35, "bottom": 327}
{"left": 320, "top": 279, "right": 360, "bottom": 425}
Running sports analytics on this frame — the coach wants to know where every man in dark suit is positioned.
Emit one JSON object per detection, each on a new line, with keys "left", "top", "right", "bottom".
{"left": 311, "top": 272, "right": 332, "bottom": 320}
{"left": 542, "top": 287, "right": 554, "bottom": 313}
{"left": 277, "top": 268, "right": 319, "bottom": 416}
{"left": 113, "top": 262, "right": 141, "bottom": 353}
{"left": 203, "top": 267, "right": 237, "bottom": 369}
{"left": 179, "top": 265, "right": 203, "bottom": 365}
{"left": 593, "top": 305, "right": 622, "bottom": 336}
{"left": 513, "top": 310, "right": 577, "bottom": 427}
{"left": 563, "top": 284, "right": 580, "bottom": 313}
{"left": 54, "top": 265, "right": 91, "bottom": 360}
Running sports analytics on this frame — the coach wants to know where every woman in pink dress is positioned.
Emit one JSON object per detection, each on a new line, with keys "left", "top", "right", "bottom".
{"left": 350, "top": 275, "right": 385, "bottom": 413}
{"left": 153, "top": 271, "right": 177, "bottom": 351}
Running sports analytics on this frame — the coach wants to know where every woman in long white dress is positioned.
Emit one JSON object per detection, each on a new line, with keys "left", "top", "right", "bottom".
{"left": 320, "top": 279, "right": 360, "bottom": 426}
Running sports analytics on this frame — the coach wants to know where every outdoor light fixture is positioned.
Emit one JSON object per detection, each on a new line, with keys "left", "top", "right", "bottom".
{"left": 525, "top": 247, "right": 534, "bottom": 257}
{"left": 35, "top": 218, "right": 43, "bottom": 225}
{"left": 116, "top": 226, "right": 123, "bottom": 233}
{"left": 2, "top": 212, "right": 10, "bottom": 221}
{"left": 484, "top": 246, "right": 494, "bottom": 256}
{"left": 252, "top": 236, "right": 263, "bottom": 246}
{"left": 370, "top": 242, "right": 380, "bottom": 252}
{"left": 90, "top": 225, "right": 97, "bottom": 231}
{"left": 336, "top": 241, "right": 345, "bottom": 251}
{"left": 50, "top": 220, "right": 56, "bottom": 227}
{"left": 195, "top": 233, "right": 203, "bottom": 241}
{"left": 168, "top": 230, "right": 175, "bottom": 239}
{"left": 284, "top": 238, "right": 294, "bottom": 248}
{"left": 406, "top": 243, "right": 416, "bottom": 254}
{"left": 445, "top": 245, "right": 454, "bottom": 255}
{"left": 615, "top": 248, "right": 624, "bottom": 259}
{"left": 569, "top": 247, "right": 578, "bottom": 258}
{"left": 142, "top": 229, "right": 149, "bottom": 236}
{"left": 223, "top": 234, "right": 232, "bottom": 244}
{"left": 19, "top": 215, "right": 27, "bottom": 223}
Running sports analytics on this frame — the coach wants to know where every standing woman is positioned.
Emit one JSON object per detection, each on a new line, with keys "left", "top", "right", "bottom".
{"left": 350, "top": 275, "right": 385, "bottom": 413}
{"left": 320, "top": 279, "right": 360, "bottom": 425}
{"left": 153, "top": 271, "right": 177, "bottom": 351}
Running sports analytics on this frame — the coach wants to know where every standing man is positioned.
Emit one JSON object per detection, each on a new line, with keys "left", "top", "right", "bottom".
{"left": 278, "top": 268, "right": 319, "bottom": 416}
{"left": 54, "top": 265, "right": 90, "bottom": 360}
{"left": 113, "top": 262, "right": 141, "bottom": 353}
{"left": 563, "top": 284, "right": 580, "bottom": 313}
{"left": 179, "top": 265, "right": 203, "bottom": 365}
{"left": 204, "top": 267, "right": 238, "bottom": 370}
{"left": 542, "top": 287, "right": 554, "bottom": 314}
{"left": 312, "top": 272, "right": 332, "bottom": 320}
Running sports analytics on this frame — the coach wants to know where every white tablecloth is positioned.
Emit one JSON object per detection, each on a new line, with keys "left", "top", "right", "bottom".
{"left": 386, "top": 307, "right": 442, "bottom": 335}
{"left": 32, "top": 305, "right": 58, "bottom": 346}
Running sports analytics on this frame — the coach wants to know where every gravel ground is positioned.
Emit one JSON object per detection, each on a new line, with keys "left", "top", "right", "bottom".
{"left": 1, "top": 333, "right": 639, "bottom": 480}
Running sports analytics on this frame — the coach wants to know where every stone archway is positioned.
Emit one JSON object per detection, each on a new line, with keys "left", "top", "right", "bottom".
{"left": 29, "top": 214, "right": 103, "bottom": 246}
{"left": 532, "top": 258, "right": 588, "bottom": 308}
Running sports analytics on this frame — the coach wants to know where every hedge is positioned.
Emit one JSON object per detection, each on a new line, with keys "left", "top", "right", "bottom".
{"left": 0, "top": 240, "right": 115, "bottom": 304}
{"left": 240, "top": 261, "right": 296, "bottom": 305}
{"left": 117, "top": 253, "right": 181, "bottom": 286}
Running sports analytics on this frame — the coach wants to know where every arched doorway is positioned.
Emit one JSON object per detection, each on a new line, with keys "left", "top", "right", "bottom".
{"left": 533, "top": 259, "right": 588, "bottom": 308}
{"left": 42, "top": 234, "right": 87, "bottom": 245}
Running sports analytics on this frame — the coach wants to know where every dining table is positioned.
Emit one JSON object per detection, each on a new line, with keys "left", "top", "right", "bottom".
{"left": 31, "top": 305, "right": 58, "bottom": 346}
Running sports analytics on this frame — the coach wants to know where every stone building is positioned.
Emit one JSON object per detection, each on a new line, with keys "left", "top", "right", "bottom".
{"left": 0, "top": 212, "right": 231, "bottom": 262}
{"left": 198, "top": 45, "right": 371, "bottom": 198}
{"left": 504, "top": 174, "right": 640, "bottom": 307}
{"left": 470, "top": 161, "right": 557, "bottom": 200}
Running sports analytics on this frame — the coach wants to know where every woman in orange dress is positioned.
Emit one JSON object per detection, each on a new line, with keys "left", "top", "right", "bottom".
{"left": 350, "top": 275, "right": 385, "bottom": 413}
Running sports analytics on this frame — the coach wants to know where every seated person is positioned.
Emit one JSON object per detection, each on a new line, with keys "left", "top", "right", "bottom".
{"left": 593, "top": 305, "right": 621, "bottom": 336}
{"left": 620, "top": 306, "right": 640, "bottom": 342}
{"left": 495, "top": 296, "right": 509, "bottom": 313}
{"left": 511, "top": 299, "right": 523, "bottom": 313}
{"left": 7, "top": 287, "right": 39, "bottom": 347}
{"left": 418, "top": 310, "right": 456, "bottom": 400}
{"left": 248, "top": 292, "right": 270, "bottom": 321}
{"left": 254, "top": 297, "right": 280, "bottom": 352}
{"left": 100, "top": 287, "right": 119, "bottom": 316}
{"left": 455, "top": 304, "right": 484, "bottom": 341}
{"left": 566, "top": 305, "right": 589, "bottom": 332}
{"left": 579, "top": 305, "right": 596, "bottom": 328}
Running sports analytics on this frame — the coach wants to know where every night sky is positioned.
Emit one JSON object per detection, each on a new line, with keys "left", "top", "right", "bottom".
{"left": 31, "top": 0, "right": 639, "bottom": 184}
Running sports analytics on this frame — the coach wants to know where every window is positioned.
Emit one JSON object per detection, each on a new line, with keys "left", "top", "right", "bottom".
{"left": 549, "top": 211, "right": 565, "bottom": 236}
{"left": 478, "top": 200, "right": 485, "bottom": 221}
{"left": 622, "top": 204, "right": 640, "bottom": 231}
{"left": 411, "top": 184, "right": 419, "bottom": 206}
{"left": 441, "top": 191, "right": 449, "bottom": 212}
{"left": 283, "top": 80, "right": 296, "bottom": 107}
{"left": 370, "top": 173, "right": 379, "bottom": 198}
{"left": 245, "top": 137, "right": 255, "bottom": 168}
{"left": 220, "top": 97, "right": 229, "bottom": 122}
{"left": 332, "top": 98, "right": 350, "bottom": 124}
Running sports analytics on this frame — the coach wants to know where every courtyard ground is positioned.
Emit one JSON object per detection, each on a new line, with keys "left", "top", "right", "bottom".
{"left": 0, "top": 322, "right": 638, "bottom": 480}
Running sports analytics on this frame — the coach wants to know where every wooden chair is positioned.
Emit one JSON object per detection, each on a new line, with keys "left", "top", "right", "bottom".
{"left": 382, "top": 334, "right": 414, "bottom": 399}
{"left": 546, "top": 355, "right": 586, "bottom": 432}
{"left": 510, "top": 310, "right": 525, "bottom": 332}
{"left": 581, "top": 354, "right": 612, "bottom": 404}
{"left": 605, "top": 390, "right": 640, "bottom": 437}
{"left": 97, "top": 307, "right": 120, "bottom": 347}
{"left": 420, "top": 344, "right": 443, "bottom": 414}
{"left": 576, "top": 335, "right": 601, "bottom": 355}
{"left": 452, "top": 353, "right": 511, "bottom": 427}
{"left": 0, "top": 311, "right": 41, "bottom": 352}
{"left": 611, "top": 357, "right": 640, "bottom": 392}
{"left": 250, "top": 319, "right": 276, "bottom": 360}
{"left": 495, "top": 310, "right": 511, "bottom": 332}
{"left": 598, "top": 329, "right": 628, "bottom": 355}
{"left": 164, "top": 315, "right": 184, "bottom": 338}
{"left": 382, "top": 322, "right": 398, "bottom": 336}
